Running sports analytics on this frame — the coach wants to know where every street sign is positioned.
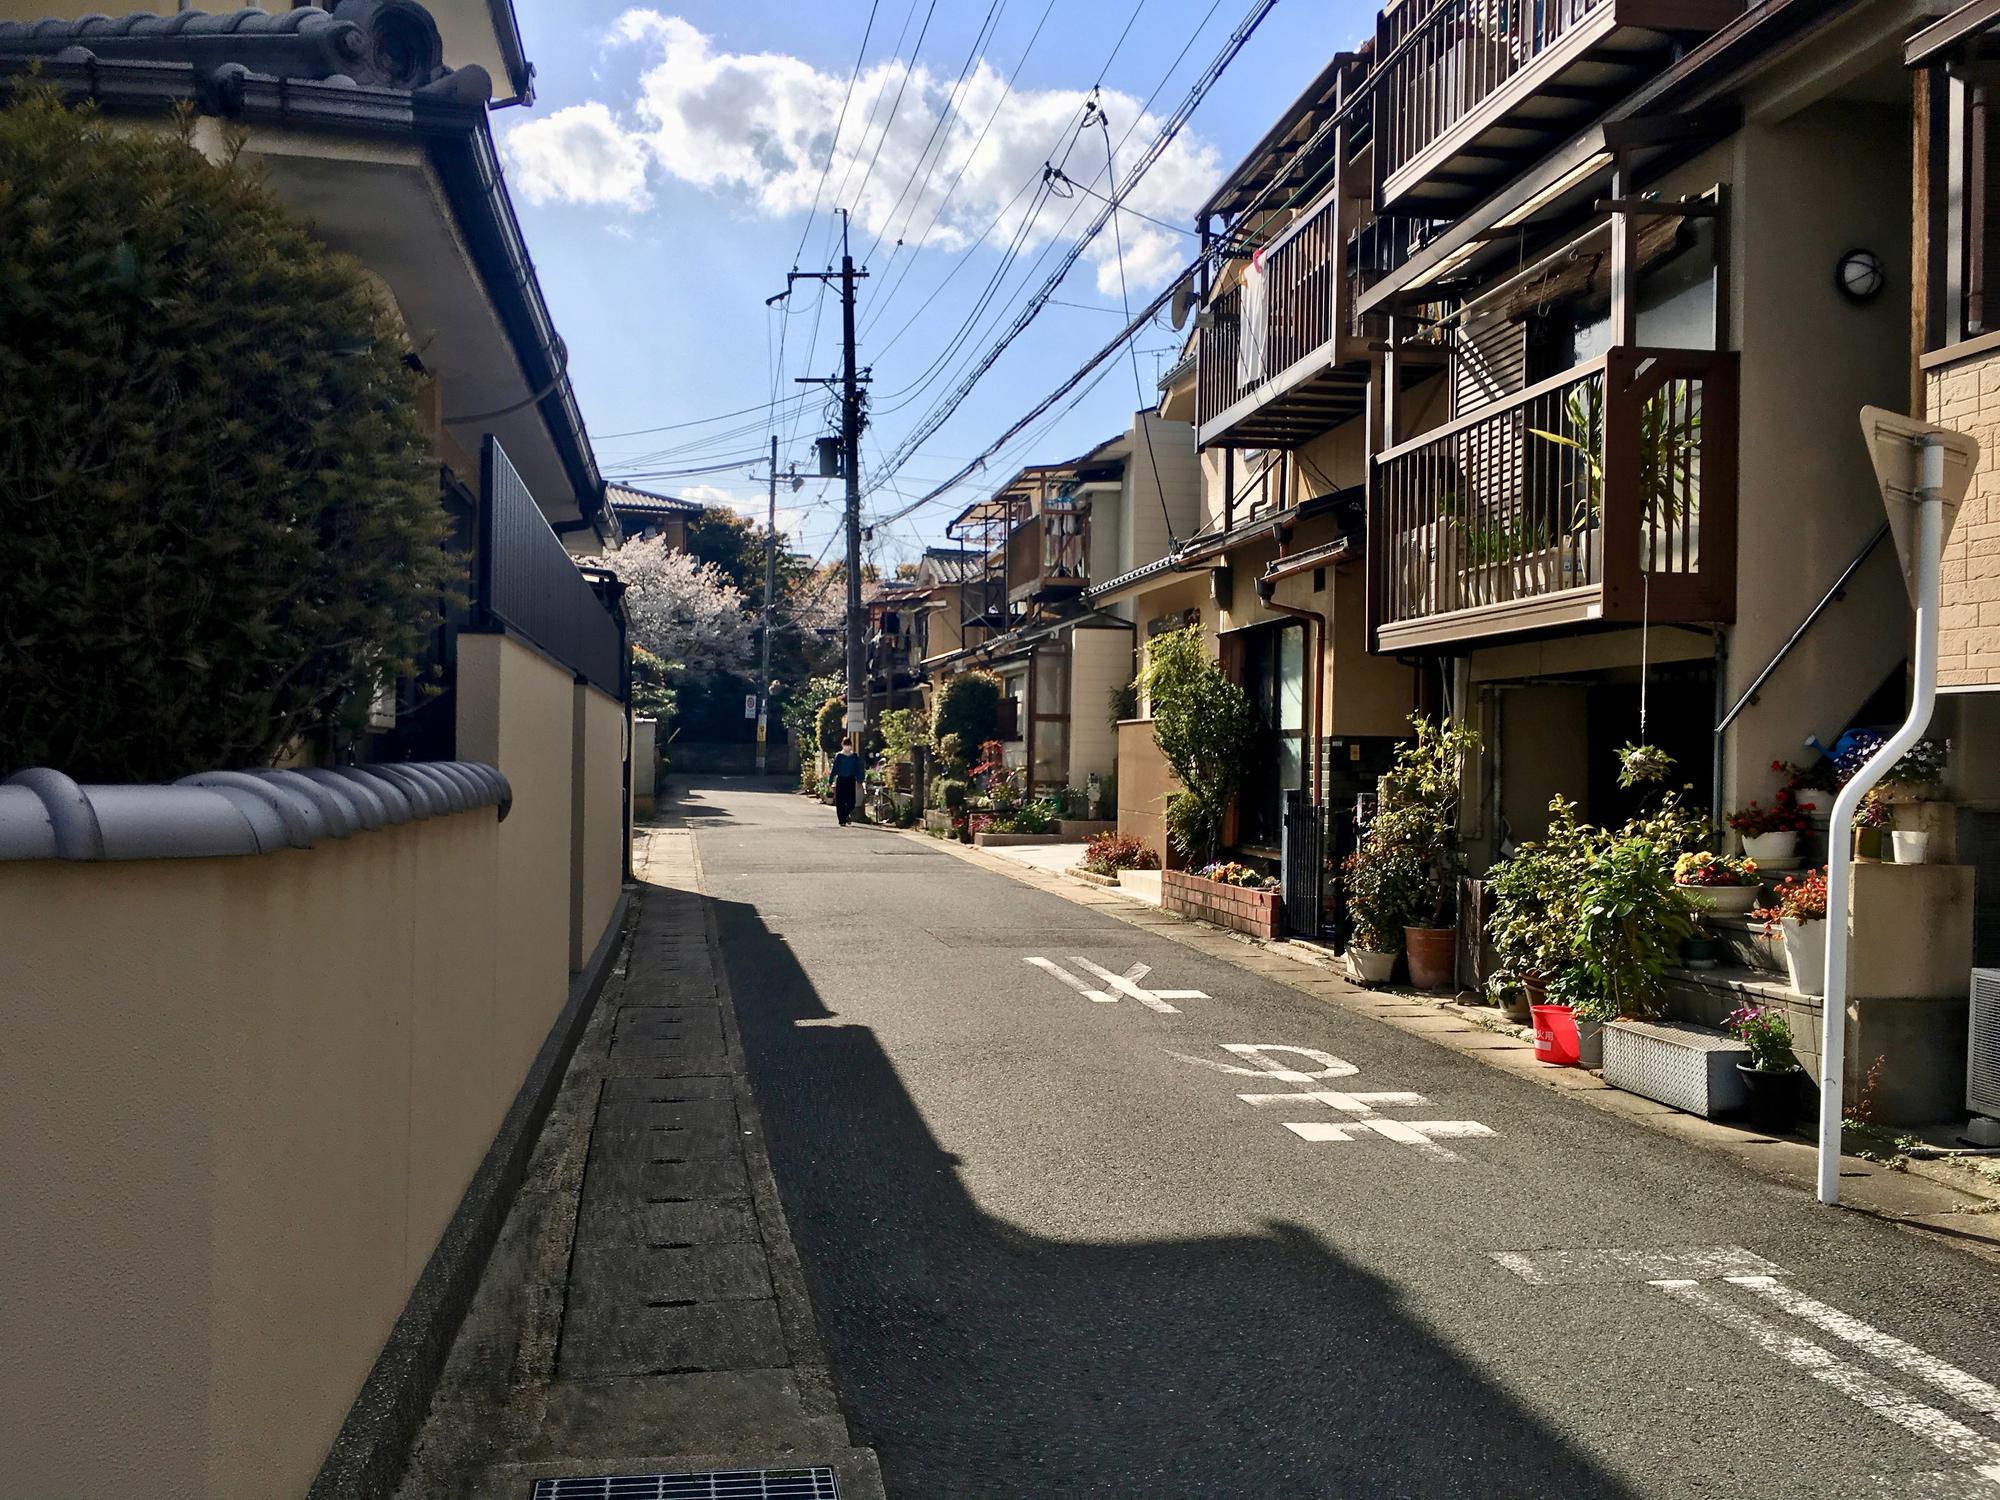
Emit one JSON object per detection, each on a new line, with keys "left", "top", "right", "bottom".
{"left": 744, "top": 693, "right": 757, "bottom": 720}
{"left": 1859, "top": 406, "right": 1977, "bottom": 601}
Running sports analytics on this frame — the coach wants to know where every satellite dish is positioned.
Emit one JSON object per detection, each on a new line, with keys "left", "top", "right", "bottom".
{"left": 1170, "top": 271, "right": 1196, "bottom": 330}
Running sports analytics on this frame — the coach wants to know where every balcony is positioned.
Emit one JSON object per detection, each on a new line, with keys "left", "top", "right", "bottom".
{"left": 1370, "top": 347, "right": 1737, "bottom": 651}
{"left": 1006, "top": 503, "right": 1089, "bottom": 604}
{"left": 1195, "top": 189, "right": 1370, "bottom": 448}
{"left": 1373, "top": 0, "right": 1739, "bottom": 213}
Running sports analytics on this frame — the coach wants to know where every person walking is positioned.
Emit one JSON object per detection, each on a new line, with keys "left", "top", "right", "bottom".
{"left": 830, "top": 737, "right": 864, "bottom": 827}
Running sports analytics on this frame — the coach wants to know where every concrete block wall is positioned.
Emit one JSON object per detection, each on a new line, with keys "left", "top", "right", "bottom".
{"left": 1925, "top": 349, "right": 2000, "bottom": 689}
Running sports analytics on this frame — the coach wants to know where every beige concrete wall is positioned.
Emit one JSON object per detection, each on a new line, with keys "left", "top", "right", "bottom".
{"left": 459, "top": 633, "right": 575, "bottom": 1044}
{"left": 0, "top": 807, "right": 549, "bottom": 1500}
{"left": 1719, "top": 101, "right": 1915, "bottom": 809}
{"left": 575, "top": 683, "right": 628, "bottom": 973}
{"left": 1116, "top": 717, "right": 1179, "bottom": 864}
{"left": 1068, "top": 627, "right": 1133, "bottom": 788}
{"left": 1925, "top": 349, "right": 2000, "bottom": 688}
{"left": 1123, "top": 413, "right": 1200, "bottom": 573}
{"left": 1329, "top": 561, "right": 1416, "bottom": 737}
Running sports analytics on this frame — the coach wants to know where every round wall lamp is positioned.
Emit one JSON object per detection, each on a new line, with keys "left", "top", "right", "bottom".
{"left": 1836, "top": 248, "right": 1886, "bottom": 304}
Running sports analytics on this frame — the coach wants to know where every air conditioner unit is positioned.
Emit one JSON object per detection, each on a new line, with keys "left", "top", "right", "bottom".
{"left": 1970, "top": 968, "right": 2000, "bottom": 1122}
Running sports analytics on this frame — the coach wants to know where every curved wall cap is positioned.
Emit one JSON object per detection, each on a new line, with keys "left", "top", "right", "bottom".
{"left": 0, "top": 761, "right": 510, "bottom": 863}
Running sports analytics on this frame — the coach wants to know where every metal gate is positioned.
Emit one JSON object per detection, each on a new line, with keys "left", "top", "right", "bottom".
{"left": 1281, "top": 792, "right": 1360, "bottom": 944}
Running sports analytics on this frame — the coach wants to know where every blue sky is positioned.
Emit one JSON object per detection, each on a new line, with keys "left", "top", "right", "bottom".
{"left": 500, "top": 1, "right": 1373, "bottom": 570}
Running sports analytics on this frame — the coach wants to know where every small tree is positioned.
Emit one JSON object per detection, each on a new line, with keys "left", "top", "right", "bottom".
{"left": 815, "top": 696, "right": 844, "bottom": 755}
{"left": 879, "top": 707, "right": 929, "bottom": 763}
{"left": 0, "top": 93, "right": 455, "bottom": 780}
{"left": 1141, "top": 628, "right": 1254, "bottom": 867}
{"left": 613, "top": 539, "right": 754, "bottom": 682}
{"left": 932, "top": 670, "right": 1002, "bottom": 758}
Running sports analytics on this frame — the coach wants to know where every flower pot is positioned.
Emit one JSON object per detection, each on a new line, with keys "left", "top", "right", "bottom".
{"left": 1736, "top": 1064, "right": 1803, "bottom": 1135}
{"left": 1346, "top": 947, "right": 1398, "bottom": 986}
{"left": 1530, "top": 1003, "right": 1601, "bottom": 1068}
{"left": 1780, "top": 916, "right": 1826, "bottom": 997}
{"left": 1890, "top": 830, "right": 1931, "bottom": 864}
{"left": 1741, "top": 831, "right": 1798, "bottom": 861}
{"left": 1403, "top": 926, "right": 1456, "bottom": 990}
{"left": 1501, "top": 986, "right": 1535, "bottom": 1024}
{"left": 1683, "top": 934, "right": 1720, "bottom": 970}
{"left": 1676, "top": 881, "right": 1759, "bottom": 916}
{"left": 1852, "top": 827, "right": 1884, "bottom": 862}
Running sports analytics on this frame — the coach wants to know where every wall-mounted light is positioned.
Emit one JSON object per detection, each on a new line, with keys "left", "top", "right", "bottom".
{"left": 1836, "top": 248, "right": 1886, "bottom": 304}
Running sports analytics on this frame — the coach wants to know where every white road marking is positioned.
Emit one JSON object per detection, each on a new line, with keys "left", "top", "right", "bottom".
{"left": 1489, "top": 1246, "right": 1786, "bottom": 1287}
{"left": 1282, "top": 1118, "right": 1495, "bottom": 1161}
{"left": 1023, "top": 956, "right": 1115, "bottom": 1002}
{"left": 1653, "top": 1279, "right": 2000, "bottom": 1468}
{"left": 1863, "top": 1468, "right": 2000, "bottom": 1497}
{"left": 1726, "top": 1276, "right": 2000, "bottom": 1424}
{"left": 1239, "top": 1090, "right": 1430, "bottom": 1113}
{"left": 1168, "top": 1043, "right": 1360, "bottom": 1081}
{"left": 1069, "top": 956, "right": 1197, "bottom": 1013}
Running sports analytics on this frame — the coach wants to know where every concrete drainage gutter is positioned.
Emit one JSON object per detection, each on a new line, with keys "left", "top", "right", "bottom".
{"left": 0, "top": 761, "right": 511, "bottom": 860}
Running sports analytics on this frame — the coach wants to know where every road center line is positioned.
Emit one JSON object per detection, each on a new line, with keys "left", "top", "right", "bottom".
{"left": 1725, "top": 1276, "right": 2000, "bottom": 1424}
{"left": 1652, "top": 1279, "right": 2000, "bottom": 1468}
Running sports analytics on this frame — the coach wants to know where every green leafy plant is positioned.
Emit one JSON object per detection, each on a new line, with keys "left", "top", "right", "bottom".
{"left": 1108, "top": 678, "right": 1139, "bottom": 725}
{"left": 1485, "top": 797, "right": 1596, "bottom": 989}
{"left": 932, "top": 670, "right": 1003, "bottom": 758}
{"left": 931, "top": 778, "right": 968, "bottom": 811}
{"left": 1142, "top": 627, "right": 1255, "bottom": 867}
{"left": 1343, "top": 843, "right": 1422, "bottom": 952}
{"left": 1617, "top": 742, "right": 1674, "bottom": 789}
{"left": 1528, "top": 374, "right": 1701, "bottom": 539}
{"left": 815, "top": 696, "right": 845, "bottom": 756}
{"left": 1726, "top": 1005, "right": 1799, "bottom": 1073}
{"left": 0, "top": 91, "right": 457, "bottom": 780}
{"left": 1549, "top": 832, "right": 1701, "bottom": 1022}
{"left": 878, "top": 706, "right": 929, "bottom": 764}
{"left": 1082, "top": 832, "right": 1158, "bottom": 875}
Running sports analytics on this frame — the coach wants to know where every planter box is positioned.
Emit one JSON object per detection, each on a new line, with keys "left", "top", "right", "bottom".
{"left": 1059, "top": 818, "right": 1117, "bottom": 839}
{"left": 1602, "top": 1020, "right": 1751, "bottom": 1118}
{"left": 973, "top": 831, "right": 1068, "bottom": 848}
{"left": 923, "top": 810, "right": 955, "bottom": 834}
{"left": 1067, "top": 865, "right": 1119, "bottom": 888}
{"left": 1163, "top": 867, "right": 1280, "bottom": 940}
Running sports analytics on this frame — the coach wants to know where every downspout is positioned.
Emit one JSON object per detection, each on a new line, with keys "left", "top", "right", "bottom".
{"left": 1817, "top": 437, "right": 1947, "bottom": 1207}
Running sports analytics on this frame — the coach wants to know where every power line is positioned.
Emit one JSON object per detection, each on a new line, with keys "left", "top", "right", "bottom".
{"left": 865, "top": 0, "right": 1279, "bottom": 495}
{"left": 846, "top": 0, "right": 940, "bottom": 225}
{"left": 791, "top": 0, "right": 882, "bottom": 274}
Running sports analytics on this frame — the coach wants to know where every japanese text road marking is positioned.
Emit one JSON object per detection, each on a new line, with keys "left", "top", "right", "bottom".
{"left": 1023, "top": 956, "right": 1207, "bottom": 1013}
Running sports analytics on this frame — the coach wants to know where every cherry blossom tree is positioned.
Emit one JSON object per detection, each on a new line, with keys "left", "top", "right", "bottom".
{"left": 609, "top": 538, "right": 754, "bottom": 682}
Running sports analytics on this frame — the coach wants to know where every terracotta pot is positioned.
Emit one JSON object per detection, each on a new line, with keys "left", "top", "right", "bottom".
{"left": 1403, "top": 925, "right": 1456, "bottom": 990}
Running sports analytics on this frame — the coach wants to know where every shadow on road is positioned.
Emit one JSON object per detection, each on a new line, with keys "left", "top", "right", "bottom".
{"left": 712, "top": 886, "right": 1636, "bottom": 1500}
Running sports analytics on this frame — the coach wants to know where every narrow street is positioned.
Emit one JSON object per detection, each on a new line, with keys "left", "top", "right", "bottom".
{"left": 690, "top": 778, "right": 2000, "bottom": 1500}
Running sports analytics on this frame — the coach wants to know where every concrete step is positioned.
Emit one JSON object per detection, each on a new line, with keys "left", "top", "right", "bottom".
{"left": 1697, "top": 914, "right": 1787, "bottom": 977}
{"left": 1662, "top": 965, "right": 1825, "bottom": 1081}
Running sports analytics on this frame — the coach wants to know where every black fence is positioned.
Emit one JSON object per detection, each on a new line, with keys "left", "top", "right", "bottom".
{"left": 478, "top": 436, "right": 625, "bottom": 698}
{"left": 1281, "top": 792, "right": 1361, "bottom": 944}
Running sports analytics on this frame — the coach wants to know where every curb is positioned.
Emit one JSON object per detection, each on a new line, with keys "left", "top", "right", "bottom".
{"left": 900, "top": 826, "right": 2000, "bottom": 1262}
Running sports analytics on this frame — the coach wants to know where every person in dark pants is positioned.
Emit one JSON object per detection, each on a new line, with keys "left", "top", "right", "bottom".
{"left": 830, "top": 738, "right": 863, "bottom": 826}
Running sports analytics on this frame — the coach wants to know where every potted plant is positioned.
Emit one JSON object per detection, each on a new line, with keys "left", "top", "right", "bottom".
{"left": 1672, "top": 850, "right": 1762, "bottom": 916}
{"left": 1485, "top": 799, "right": 1593, "bottom": 1023}
{"left": 1752, "top": 868, "right": 1829, "bottom": 997}
{"left": 1727, "top": 787, "right": 1815, "bottom": 862}
{"left": 1851, "top": 786, "right": 1891, "bottom": 861}
{"left": 1725, "top": 1004, "right": 1804, "bottom": 1133}
{"left": 1372, "top": 716, "right": 1480, "bottom": 991}
{"left": 1546, "top": 831, "right": 1701, "bottom": 1068}
{"left": 1343, "top": 844, "right": 1412, "bottom": 986}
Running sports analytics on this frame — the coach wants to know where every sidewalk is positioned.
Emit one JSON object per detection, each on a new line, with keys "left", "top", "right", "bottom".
{"left": 903, "top": 826, "right": 2000, "bottom": 1263}
{"left": 394, "top": 826, "right": 884, "bottom": 1499}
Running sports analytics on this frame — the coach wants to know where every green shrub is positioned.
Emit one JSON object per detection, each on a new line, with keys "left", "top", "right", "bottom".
{"left": 1142, "top": 628, "right": 1254, "bottom": 867}
{"left": 815, "top": 695, "right": 844, "bottom": 755}
{"left": 0, "top": 92, "right": 455, "bottom": 780}
{"left": 933, "top": 778, "right": 968, "bottom": 810}
{"left": 1082, "top": 831, "right": 1158, "bottom": 875}
{"left": 932, "top": 670, "right": 1002, "bottom": 757}
{"left": 879, "top": 706, "right": 929, "bottom": 763}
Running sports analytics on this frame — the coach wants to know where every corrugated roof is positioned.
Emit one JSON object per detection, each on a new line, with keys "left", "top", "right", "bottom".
{"left": 607, "top": 483, "right": 703, "bottom": 516}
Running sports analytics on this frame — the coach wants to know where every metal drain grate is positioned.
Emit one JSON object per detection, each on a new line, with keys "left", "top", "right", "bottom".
{"left": 530, "top": 1469, "right": 838, "bottom": 1500}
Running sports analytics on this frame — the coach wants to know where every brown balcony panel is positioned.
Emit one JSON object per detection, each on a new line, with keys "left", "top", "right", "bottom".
{"left": 1005, "top": 511, "right": 1090, "bottom": 603}
{"left": 1375, "top": 0, "right": 1741, "bottom": 213}
{"left": 1196, "top": 190, "right": 1369, "bottom": 447}
{"left": 1371, "top": 346, "right": 1737, "bottom": 652}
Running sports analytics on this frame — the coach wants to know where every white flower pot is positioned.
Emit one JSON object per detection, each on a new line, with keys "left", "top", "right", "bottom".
{"left": 1890, "top": 830, "right": 1930, "bottom": 864}
{"left": 1781, "top": 916, "right": 1826, "bottom": 997}
{"left": 1346, "top": 947, "right": 1397, "bottom": 986}
{"left": 1742, "top": 831, "right": 1798, "bottom": 861}
{"left": 1678, "top": 882, "right": 1759, "bottom": 916}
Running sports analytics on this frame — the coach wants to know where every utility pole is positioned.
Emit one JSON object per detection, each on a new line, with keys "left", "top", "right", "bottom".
{"left": 787, "top": 209, "right": 869, "bottom": 744}
{"left": 758, "top": 433, "right": 778, "bottom": 774}
{"left": 838, "top": 211, "right": 867, "bottom": 743}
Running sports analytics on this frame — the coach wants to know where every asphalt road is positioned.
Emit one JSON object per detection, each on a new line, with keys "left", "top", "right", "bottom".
{"left": 687, "top": 778, "right": 2000, "bottom": 1500}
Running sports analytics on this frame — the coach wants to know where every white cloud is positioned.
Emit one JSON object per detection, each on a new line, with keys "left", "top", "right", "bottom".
{"left": 503, "top": 101, "right": 652, "bottom": 210}
{"left": 505, "top": 13, "right": 1220, "bottom": 292}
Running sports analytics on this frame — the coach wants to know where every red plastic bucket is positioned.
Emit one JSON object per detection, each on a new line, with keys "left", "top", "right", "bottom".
{"left": 1531, "top": 1003, "right": 1582, "bottom": 1066}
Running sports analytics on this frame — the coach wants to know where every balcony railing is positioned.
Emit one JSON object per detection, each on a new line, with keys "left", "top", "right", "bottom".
{"left": 1370, "top": 347, "right": 1738, "bottom": 650}
{"left": 1005, "top": 508, "right": 1089, "bottom": 602}
{"left": 1372, "top": 0, "right": 1736, "bottom": 211}
{"left": 1195, "top": 190, "right": 1367, "bottom": 446}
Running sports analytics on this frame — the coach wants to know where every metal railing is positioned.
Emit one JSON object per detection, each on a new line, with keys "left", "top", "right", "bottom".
{"left": 1196, "top": 190, "right": 1344, "bottom": 426}
{"left": 478, "top": 436, "right": 625, "bottom": 697}
{"left": 1373, "top": 347, "right": 1737, "bottom": 638}
{"left": 1376, "top": 0, "right": 1611, "bottom": 185}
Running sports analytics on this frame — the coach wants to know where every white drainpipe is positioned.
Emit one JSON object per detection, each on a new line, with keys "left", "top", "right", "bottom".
{"left": 1816, "top": 435, "right": 1945, "bottom": 1206}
